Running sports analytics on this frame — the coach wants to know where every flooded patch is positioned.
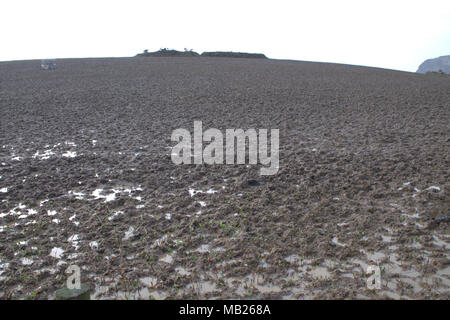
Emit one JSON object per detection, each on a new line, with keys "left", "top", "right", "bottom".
{"left": 188, "top": 188, "right": 217, "bottom": 197}
{"left": 49, "top": 247, "right": 64, "bottom": 259}
{"left": 151, "top": 234, "right": 169, "bottom": 248}
{"left": 92, "top": 189, "right": 116, "bottom": 202}
{"left": 332, "top": 236, "right": 346, "bottom": 247}
{"left": 21, "top": 258, "right": 34, "bottom": 266}
{"left": 62, "top": 151, "right": 77, "bottom": 158}
{"left": 33, "top": 149, "right": 56, "bottom": 160}
{"left": 68, "top": 190, "right": 85, "bottom": 200}
{"left": 68, "top": 234, "right": 80, "bottom": 250}
{"left": 123, "top": 227, "right": 135, "bottom": 241}
{"left": 108, "top": 210, "right": 124, "bottom": 221}
{"left": 159, "top": 253, "right": 175, "bottom": 264}
{"left": 195, "top": 244, "right": 210, "bottom": 253}
{"left": 89, "top": 241, "right": 99, "bottom": 249}
{"left": 175, "top": 267, "right": 191, "bottom": 276}
{"left": 140, "top": 276, "right": 158, "bottom": 287}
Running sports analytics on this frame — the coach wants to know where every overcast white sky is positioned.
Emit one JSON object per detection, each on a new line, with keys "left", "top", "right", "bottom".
{"left": 1, "top": 0, "right": 449, "bottom": 72}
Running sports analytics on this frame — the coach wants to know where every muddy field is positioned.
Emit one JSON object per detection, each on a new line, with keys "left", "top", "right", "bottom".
{"left": 0, "top": 57, "right": 449, "bottom": 299}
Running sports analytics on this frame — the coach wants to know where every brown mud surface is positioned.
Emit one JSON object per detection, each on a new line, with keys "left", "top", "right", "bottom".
{"left": 0, "top": 57, "right": 449, "bottom": 299}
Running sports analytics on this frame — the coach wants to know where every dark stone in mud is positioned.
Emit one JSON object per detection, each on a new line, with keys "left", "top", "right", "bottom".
{"left": 55, "top": 283, "right": 90, "bottom": 300}
{"left": 247, "top": 179, "right": 264, "bottom": 186}
{"left": 434, "top": 214, "right": 450, "bottom": 224}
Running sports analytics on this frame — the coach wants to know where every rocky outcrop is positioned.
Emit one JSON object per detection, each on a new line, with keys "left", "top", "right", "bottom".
{"left": 136, "top": 48, "right": 199, "bottom": 57}
{"left": 417, "top": 55, "right": 450, "bottom": 74}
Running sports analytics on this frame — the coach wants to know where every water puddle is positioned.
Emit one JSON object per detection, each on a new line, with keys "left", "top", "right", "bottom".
{"left": 123, "top": 227, "right": 135, "bottom": 241}
{"left": 49, "top": 247, "right": 64, "bottom": 259}
{"left": 188, "top": 188, "right": 217, "bottom": 197}
{"left": 108, "top": 210, "right": 124, "bottom": 221}
{"left": 159, "top": 253, "right": 175, "bottom": 264}
{"left": 175, "top": 267, "right": 191, "bottom": 276}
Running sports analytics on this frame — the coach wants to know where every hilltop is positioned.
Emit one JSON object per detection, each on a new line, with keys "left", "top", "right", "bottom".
{"left": 136, "top": 49, "right": 267, "bottom": 59}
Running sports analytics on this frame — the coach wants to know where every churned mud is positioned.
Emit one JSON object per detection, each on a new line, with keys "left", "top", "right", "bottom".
{"left": 0, "top": 57, "right": 449, "bottom": 299}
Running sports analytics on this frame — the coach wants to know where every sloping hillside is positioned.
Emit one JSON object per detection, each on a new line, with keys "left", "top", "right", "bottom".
{"left": 0, "top": 57, "right": 449, "bottom": 299}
